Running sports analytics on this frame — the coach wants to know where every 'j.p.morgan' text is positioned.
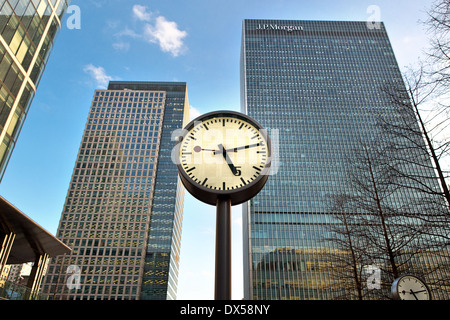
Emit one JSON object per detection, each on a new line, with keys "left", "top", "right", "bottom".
{"left": 256, "top": 24, "right": 304, "bottom": 32}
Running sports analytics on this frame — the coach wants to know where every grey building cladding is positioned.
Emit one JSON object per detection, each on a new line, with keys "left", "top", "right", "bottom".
{"left": 108, "top": 82, "right": 188, "bottom": 300}
{"left": 241, "top": 19, "right": 449, "bottom": 300}
{"left": 42, "top": 81, "right": 188, "bottom": 300}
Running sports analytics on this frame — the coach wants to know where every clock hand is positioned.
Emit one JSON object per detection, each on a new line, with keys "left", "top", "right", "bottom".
{"left": 194, "top": 146, "right": 237, "bottom": 153}
{"left": 213, "top": 143, "right": 260, "bottom": 154}
{"left": 409, "top": 289, "right": 419, "bottom": 300}
{"left": 194, "top": 146, "right": 219, "bottom": 152}
{"left": 218, "top": 144, "right": 238, "bottom": 175}
{"left": 410, "top": 290, "right": 427, "bottom": 294}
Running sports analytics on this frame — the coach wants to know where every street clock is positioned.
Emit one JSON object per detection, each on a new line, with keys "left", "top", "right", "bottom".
{"left": 175, "top": 110, "right": 271, "bottom": 206}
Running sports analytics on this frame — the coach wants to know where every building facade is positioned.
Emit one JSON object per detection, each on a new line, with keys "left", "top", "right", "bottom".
{"left": 0, "top": 0, "right": 70, "bottom": 181}
{"left": 241, "top": 19, "right": 449, "bottom": 300}
{"left": 42, "top": 81, "right": 189, "bottom": 300}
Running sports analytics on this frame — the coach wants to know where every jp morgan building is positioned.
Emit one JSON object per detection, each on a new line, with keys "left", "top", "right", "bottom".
{"left": 241, "top": 20, "right": 449, "bottom": 300}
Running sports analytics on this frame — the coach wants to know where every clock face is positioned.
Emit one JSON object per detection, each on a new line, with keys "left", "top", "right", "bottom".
{"left": 175, "top": 111, "right": 271, "bottom": 205}
{"left": 392, "top": 275, "right": 431, "bottom": 300}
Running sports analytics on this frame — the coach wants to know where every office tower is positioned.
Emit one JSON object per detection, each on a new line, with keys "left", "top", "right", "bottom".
{"left": 0, "top": 0, "right": 70, "bottom": 181}
{"left": 42, "top": 81, "right": 189, "bottom": 300}
{"left": 241, "top": 19, "right": 449, "bottom": 300}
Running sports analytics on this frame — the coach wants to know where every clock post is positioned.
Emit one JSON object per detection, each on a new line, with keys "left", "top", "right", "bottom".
{"left": 215, "top": 198, "right": 232, "bottom": 300}
{"left": 175, "top": 110, "right": 272, "bottom": 300}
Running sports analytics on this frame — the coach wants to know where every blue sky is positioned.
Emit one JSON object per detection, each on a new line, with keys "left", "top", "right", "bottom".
{"left": 0, "top": 0, "right": 435, "bottom": 300}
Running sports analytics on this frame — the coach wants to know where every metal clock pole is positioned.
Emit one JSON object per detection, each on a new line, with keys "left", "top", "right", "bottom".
{"left": 215, "top": 197, "right": 232, "bottom": 300}
{"left": 175, "top": 111, "right": 272, "bottom": 301}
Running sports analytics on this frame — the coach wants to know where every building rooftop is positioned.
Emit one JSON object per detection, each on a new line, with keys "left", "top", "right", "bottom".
{"left": 107, "top": 81, "right": 187, "bottom": 92}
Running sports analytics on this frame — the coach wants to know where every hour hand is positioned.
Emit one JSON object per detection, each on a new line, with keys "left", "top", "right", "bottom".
{"left": 218, "top": 144, "right": 237, "bottom": 175}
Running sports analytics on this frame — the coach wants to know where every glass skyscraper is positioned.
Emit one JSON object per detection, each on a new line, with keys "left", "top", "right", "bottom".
{"left": 241, "top": 19, "right": 449, "bottom": 300}
{"left": 42, "top": 81, "right": 189, "bottom": 300}
{"left": 0, "top": 0, "right": 70, "bottom": 181}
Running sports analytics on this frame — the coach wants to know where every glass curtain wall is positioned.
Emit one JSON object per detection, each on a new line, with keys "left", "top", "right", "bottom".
{"left": 241, "top": 19, "right": 449, "bottom": 300}
{"left": 0, "top": 0, "right": 70, "bottom": 180}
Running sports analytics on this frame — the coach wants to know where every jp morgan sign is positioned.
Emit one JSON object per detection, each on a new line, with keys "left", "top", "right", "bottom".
{"left": 256, "top": 23, "right": 304, "bottom": 32}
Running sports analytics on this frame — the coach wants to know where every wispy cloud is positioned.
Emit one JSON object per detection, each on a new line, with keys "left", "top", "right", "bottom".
{"left": 112, "top": 26, "right": 140, "bottom": 52}
{"left": 115, "top": 5, "right": 187, "bottom": 57}
{"left": 83, "top": 64, "right": 117, "bottom": 89}
{"left": 112, "top": 41, "right": 130, "bottom": 52}
{"left": 115, "top": 26, "right": 141, "bottom": 39}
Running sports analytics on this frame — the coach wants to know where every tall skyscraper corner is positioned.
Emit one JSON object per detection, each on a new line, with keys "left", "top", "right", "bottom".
{"left": 42, "top": 81, "right": 189, "bottom": 300}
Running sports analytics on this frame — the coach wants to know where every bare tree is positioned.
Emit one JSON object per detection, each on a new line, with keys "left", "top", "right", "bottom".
{"left": 327, "top": 139, "right": 442, "bottom": 299}
{"left": 326, "top": 194, "right": 367, "bottom": 300}
{"left": 377, "top": 67, "right": 450, "bottom": 213}
{"left": 349, "top": 143, "right": 405, "bottom": 284}
{"left": 374, "top": 72, "right": 450, "bottom": 295}
{"left": 326, "top": 1, "right": 450, "bottom": 300}
{"left": 425, "top": 0, "right": 450, "bottom": 86}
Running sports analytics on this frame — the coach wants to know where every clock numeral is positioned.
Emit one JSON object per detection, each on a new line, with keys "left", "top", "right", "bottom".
{"left": 234, "top": 166, "right": 242, "bottom": 176}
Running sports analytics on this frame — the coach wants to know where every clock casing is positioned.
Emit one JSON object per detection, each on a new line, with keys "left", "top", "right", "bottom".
{"left": 391, "top": 274, "right": 432, "bottom": 300}
{"left": 174, "top": 110, "right": 272, "bottom": 206}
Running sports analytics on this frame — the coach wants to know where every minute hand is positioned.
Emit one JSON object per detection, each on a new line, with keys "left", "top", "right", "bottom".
{"left": 214, "top": 143, "right": 260, "bottom": 154}
{"left": 409, "top": 289, "right": 419, "bottom": 300}
{"left": 218, "top": 144, "right": 238, "bottom": 175}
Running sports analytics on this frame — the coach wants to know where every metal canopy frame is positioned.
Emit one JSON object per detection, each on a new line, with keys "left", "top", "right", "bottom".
{"left": 0, "top": 196, "right": 71, "bottom": 299}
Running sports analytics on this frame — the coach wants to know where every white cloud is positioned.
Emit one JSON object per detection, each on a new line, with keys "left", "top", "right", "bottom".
{"left": 143, "top": 16, "right": 187, "bottom": 57}
{"left": 189, "top": 105, "right": 202, "bottom": 120}
{"left": 119, "top": 5, "right": 187, "bottom": 57}
{"left": 83, "top": 64, "right": 116, "bottom": 89}
{"left": 132, "top": 4, "right": 152, "bottom": 22}
{"left": 177, "top": 269, "right": 214, "bottom": 300}
{"left": 233, "top": 215, "right": 242, "bottom": 227}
